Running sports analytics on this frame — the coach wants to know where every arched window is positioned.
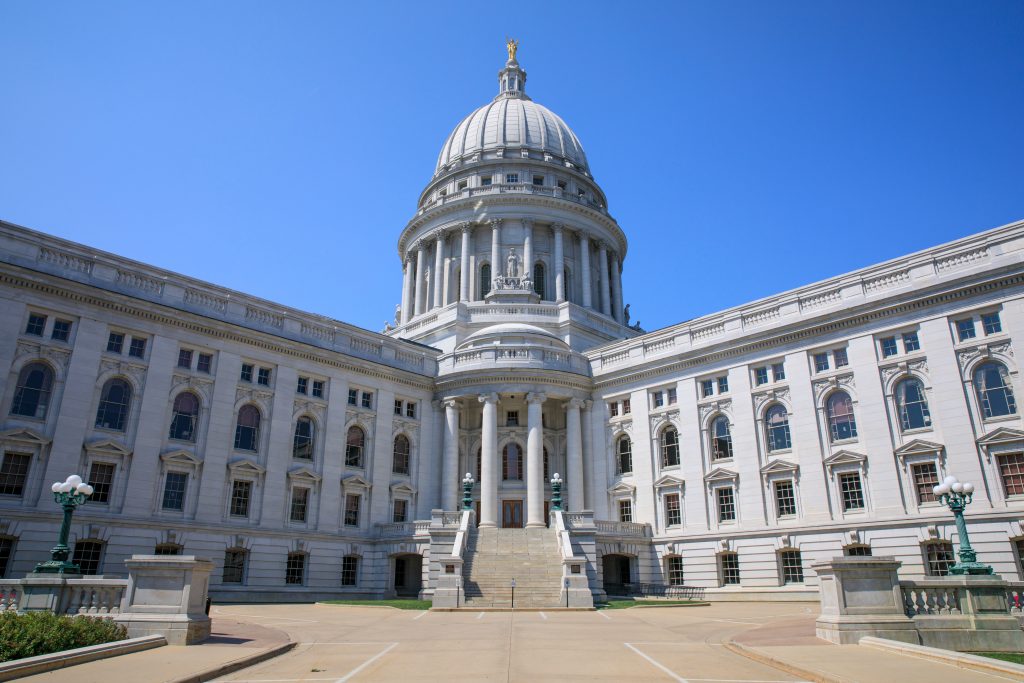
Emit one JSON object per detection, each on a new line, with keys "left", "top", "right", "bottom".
{"left": 234, "top": 405, "right": 261, "bottom": 451}
{"left": 293, "top": 416, "right": 314, "bottom": 460}
{"left": 345, "top": 426, "right": 365, "bottom": 467}
{"left": 95, "top": 379, "right": 131, "bottom": 431}
{"left": 393, "top": 434, "right": 410, "bottom": 474}
{"left": 661, "top": 427, "right": 680, "bottom": 468}
{"left": 534, "top": 262, "right": 546, "bottom": 300}
{"left": 895, "top": 378, "right": 932, "bottom": 431}
{"left": 974, "top": 362, "right": 1017, "bottom": 419}
{"left": 826, "top": 392, "right": 858, "bottom": 442}
{"left": 765, "top": 405, "right": 791, "bottom": 452}
{"left": 480, "top": 263, "right": 492, "bottom": 298}
{"left": 710, "top": 416, "right": 732, "bottom": 460}
{"left": 10, "top": 362, "right": 54, "bottom": 419}
{"left": 168, "top": 392, "right": 200, "bottom": 442}
{"left": 503, "top": 442, "right": 523, "bottom": 480}
{"left": 616, "top": 436, "right": 633, "bottom": 475}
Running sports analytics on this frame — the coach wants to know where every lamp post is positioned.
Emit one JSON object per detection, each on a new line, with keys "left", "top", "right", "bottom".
{"left": 34, "top": 474, "right": 94, "bottom": 574}
{"left": 462, "top": 472, "right": 475, "bottom": 511}
{"left": 550, "top": 473, "right": 563, "bottom": 512}
{"left": 932, "top": 474, "right": 994, "bottom": 575}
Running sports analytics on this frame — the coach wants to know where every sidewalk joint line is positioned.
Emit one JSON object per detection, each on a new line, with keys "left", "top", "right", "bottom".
{"left": 334, "top": 641, "right": 398, "bottom": 683}
{"left": 624, "top": 642, "right": 688, "bottom": 682}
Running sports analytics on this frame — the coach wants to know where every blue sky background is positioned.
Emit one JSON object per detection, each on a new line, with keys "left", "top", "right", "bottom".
{"left": 1, "top": 1, "right": 1021, "bottom": 334}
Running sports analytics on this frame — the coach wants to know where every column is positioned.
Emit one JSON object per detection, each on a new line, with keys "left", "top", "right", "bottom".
{"left": 433, "top": 231, "right": 444, "bottom": 310}
{"left": 442, "top": 400, "right": 460, "bottom": 511}
{"left": 414, "top": 244, "right": 426, "bottom": 317}
{"left": 459, "top": 223, "right": 471, "bottom": 302}
{"left": 553, "top": 224, "right": 565, "bottom": 302}
{"left": 479, "top": 393, "right": 499, "bottom": 528}
{"left": 598, "top": 241, "right": 611, "bottom": 316}
{"left": 579, "top": 233, "right": 592, "bottom": 309}
{"left": 566, "top": 398, "right": 584, "bottom": 512}
{"left": 611, "top": 251, "right": 623, "bottom": 324}
{"left": 400, "top": 257, "right": 412, "bottom": 325}
{"left": 489, "top": 219, "right": 502, "bottom": 290}
{"left": 526, "top": 392, "right": 546, "bottom": 528}
{"left": 522, "top": 218, "right": 534, "bottom": 278}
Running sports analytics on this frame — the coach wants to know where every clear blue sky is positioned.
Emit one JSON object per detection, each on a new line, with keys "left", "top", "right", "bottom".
{"left": 1, "top": 1, "right": 1021, "bottom": 333}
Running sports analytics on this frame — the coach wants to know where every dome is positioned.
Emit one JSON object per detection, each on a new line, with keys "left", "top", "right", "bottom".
{"left": 434, "top": 56, "right": 589, "bottom": 175}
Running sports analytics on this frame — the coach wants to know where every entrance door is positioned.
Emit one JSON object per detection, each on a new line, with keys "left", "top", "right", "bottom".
{"left": 502, "top": 500, "right": 523, "bottom": 528}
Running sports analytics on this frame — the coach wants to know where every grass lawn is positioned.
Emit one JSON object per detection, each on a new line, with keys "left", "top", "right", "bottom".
{"left": 319, "top": 599, "right": 432, "bottom": 610}
{"left": 974, "top": 652, "right": 1024, "bottom": 665}
{"left": 597, "top": 599, "right": 705, "bottom": 610}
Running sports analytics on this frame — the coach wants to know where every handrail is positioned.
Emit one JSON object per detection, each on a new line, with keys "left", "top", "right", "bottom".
{"left": 451, "top": 509, "right": 472, "bottom": 561}
{"left": 552, "top": 510, "right": 574, "bottom": 561}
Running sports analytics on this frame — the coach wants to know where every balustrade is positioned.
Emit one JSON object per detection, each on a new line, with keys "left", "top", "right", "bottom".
{"left": 594, "top": 520, "right": 651, "bottom": 537}
{"left": 900, "top": 581, "right": 962, "bottom": 616}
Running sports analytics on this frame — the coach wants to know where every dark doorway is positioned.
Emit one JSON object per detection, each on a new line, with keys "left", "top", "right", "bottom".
{"left": 502, "top": 500, "right": 523, "bottom": 528}
{"left": 602, "top": 554, "right": 632, "bottom": 595}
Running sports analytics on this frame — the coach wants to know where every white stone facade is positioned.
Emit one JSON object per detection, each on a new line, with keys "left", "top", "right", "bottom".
{"left": 1, "top": 50, "right": 1023, "bottom": 602}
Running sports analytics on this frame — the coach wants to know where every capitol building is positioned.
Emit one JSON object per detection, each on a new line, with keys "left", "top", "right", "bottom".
{"left": 1, "top": 46, "right": 1023, "bottom": 605}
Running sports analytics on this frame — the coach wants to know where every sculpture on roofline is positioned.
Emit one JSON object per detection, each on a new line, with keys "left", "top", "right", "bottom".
{"left": 506, "top": 247, "right": 522, "bottom": 279}
{"left": 506, "top": 37, "right": 519, "bottom": 62}
{"left": 394, "top": 304, "right": 401, "bottom": 325}
{"left": 624, "top": 303, "right": 631, "bottom": 325}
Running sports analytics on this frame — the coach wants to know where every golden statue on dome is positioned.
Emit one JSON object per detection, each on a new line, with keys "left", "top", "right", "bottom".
{"left": 506, "top": 37, "right": 519, "bottom": 62}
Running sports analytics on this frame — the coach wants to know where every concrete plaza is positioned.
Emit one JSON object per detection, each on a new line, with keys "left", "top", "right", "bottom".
{"left": 16, "top": 602, "right": 1021, "bottom": 682}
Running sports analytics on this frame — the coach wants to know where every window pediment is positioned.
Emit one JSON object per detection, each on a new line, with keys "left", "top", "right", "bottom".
{"left": 976, "top": 427, "right": 1024, "bottom": 447}
{"left": 760, "top": 459, "right": 799, "bottom": 476}
{"left": 607, "top": 481, "right": 635, "bottom": 495}
{"left": 704, "top": 467, "right": 738, "bottom": 483}
{"left": 0, "top": 427, "right": 51, "bottom": 447}
{"left": 342, "top": 474, "right": 372, "bottom": 491}
{"left": 390, "top": 482, "right": 416, "bottom": 495}
{"left": 287, "top": 466, "right": 322, "bottom": 483}
{"left": 83, "top": 438, "right": 132, "bottom": 457}
{"left": 227, "top": 458, "right": 266, "bottom": 475}
{"left": 160, "top": 449, "right": 202, "bottom": 466}
{"left": 824, "top": 450, "right": 867, "bottom": 470}
{"left": 653, "top": 474, "right": 684, "bottom": 489}
{"left": 894, "top": 439, "right": 945, "bottom": 460}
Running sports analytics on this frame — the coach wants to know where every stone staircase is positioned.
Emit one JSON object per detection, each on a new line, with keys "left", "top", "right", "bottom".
{"left": 462, "top": 527, "right": 564, "bottom": 608}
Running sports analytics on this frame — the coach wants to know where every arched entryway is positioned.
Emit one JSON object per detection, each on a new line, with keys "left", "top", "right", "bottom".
{"left": 392, "top": 553, "right": 423, "bottom": 597}
{"left": 602, "top": 554, "right": 633, "bottom": 596}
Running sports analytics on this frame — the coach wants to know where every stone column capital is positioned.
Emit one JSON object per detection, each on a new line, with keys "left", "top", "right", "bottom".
{"left": 526, "top": 392, "right": 547, "bottom": 405}
{"left": 521, "top": 217, "right": 534, "bottom": 228}
{"left": 551, "top": 223, "right": 564, "bottom": 233}
{"left": 567, "top": 397, "right": 585, "bottom": 410}
{"left": 597, "top": 240, "right": 609, "bottom": 252}
{"left": 460, "top": 221, "right": 473, "bottom": 234}
{"left": 434, "top": 229, "right": 446, "bottom": 243}
{"left": 478, "top": 392, "right": 499, "bottom": 405}
{"left": 489, "top": 218, "right": 503, "bottom": 229}
{"left": 442, "top": 399, "right": 461, "bottom": 411}
{"left": 577, "top": 230, "right": 590, "bottom": 244}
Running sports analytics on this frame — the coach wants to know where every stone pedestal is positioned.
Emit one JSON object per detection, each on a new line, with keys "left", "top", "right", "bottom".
{"left": 559, "top": 560, "right": 594, "bottom": 608}
{"left": 114, "top": 555, "right": 213, "bottom": 645}
{"left": 814, "top": 557, "right": 918, "bottom": 645}
{"left": 431, "top": 557, "right": 464, "bottom": 608}
{"left": 912, "top": 575, "right": 1024, "bottom": 652}
{"left": 17, "top": 575, "right": 78, "bottom": 613}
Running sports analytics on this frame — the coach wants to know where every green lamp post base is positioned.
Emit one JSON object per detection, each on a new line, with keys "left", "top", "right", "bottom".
{"left": 948, "top": 561, "right": 995, "bottom": 575}
{"left": 32, "top": 559, "right": 82, "bottom": 575}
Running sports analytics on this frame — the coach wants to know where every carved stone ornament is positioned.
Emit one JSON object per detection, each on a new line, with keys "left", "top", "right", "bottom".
{"left": 15, "top": 340, "right": 71, "bottom": 372}
{"left": 649, "top": 410, "right": 679, "bottom": 434}
{"left": 392, "top": 419, "right": 420, "bottom": 439}
{"left": 752, "top": 387, "right": 790, "bottom": 414}
{"left": 880, "top": 359, "right": 930, "bottom": 387}
{"left": 812, "top": 374, "right": 855, "bottom": 402}
{"left": 293, "top": 399, "right": 326, "bottom": 421}
{"left": 698, "top": 399, "right": 732, "bottom": 423}
{"left": 958, "top": 341, "right": 1014, "bottom": 372}
{"left": 99, "top": 357, "right": 147, "bottom": 384}
{"left": 236, "top": 387, "right": 274, "bottom": 407}
{"left": 170, "top": 373, "right": 214, "bottom": 402}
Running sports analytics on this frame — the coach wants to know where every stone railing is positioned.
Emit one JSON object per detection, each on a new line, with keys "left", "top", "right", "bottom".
{"left": 376, "top": 520, "right": 432, "bottom": 538}
{"left": 900, "top": 581, "right": 962, "bottom": 616}
{"left": 0, "top": 577, "right": 127, "bottom": 615}
{"left": 594, "top": 520, "right": 651, "bottom": 538}
{"left": 419, "top": 182, "right": 607, "bottom": 215}
{"left": 440, "top": 344, "right": 589, "bottom": 374}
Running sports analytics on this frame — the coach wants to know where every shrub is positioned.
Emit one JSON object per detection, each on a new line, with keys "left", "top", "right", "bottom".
{"left": 0, "top": 611, "right": 127, "bottom": 662}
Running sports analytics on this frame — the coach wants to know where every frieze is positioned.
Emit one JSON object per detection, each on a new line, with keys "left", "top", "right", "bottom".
{"left": 116, "top": 268, "right": 165, "bottom": 295}
{"left": 37, "top": 247, "right": 93, "bottom": 274}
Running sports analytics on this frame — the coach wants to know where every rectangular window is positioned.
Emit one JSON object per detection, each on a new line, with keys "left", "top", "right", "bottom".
{"left": 701, "top": 379, "right": 714, "bottom": 398}
{"left": 196, "top": 353, "right": 212, "bottom": 373}
{"left": 532, "top": 174, "right": 544, "bottom": 186}
{"left": 128, "top": 337, "right": 146, "bottom": 358}
{"left": 162, "top": 472, "right": 188, "bottom": 511}
{"left": 720, "top": 553, "right": 740, "bottom": 585}
{"left": 406, "top": 402, "right": 416, "bottom": 418}
{"left": 107, "top": 332, "right": 125, "bottom": 353}
{"left": 839, "top": 472, "right": 865, "bottom": 511}
{"left": 667, "top": 388, "right": 677, "bottom": 405}
{"left": 361, "top": 392, "right": 373, "bottom": 409}
{"left": 257, "top": 367, "right": 271, "bottom": 386}
{"left": 344, "top": 494, "right": 361, "bottom": 526}
{"left": 0, "top": 453, "right": 31, "bottom": 496}
{"left": 298, "top": 377, "right": 309, "bottom": 395}
{"left": 780, "top": 550, "right": 804, "bottom": 584}
{"left": 912, "top": 462, "right": 940, "bottom": 503}
{"left": 717, "top": 376, "right": 729, "bottom": 393}
{"left": 51, "top": 319, "right": 71, "bottom": 342}
{"left": 652, "top": 391, "right": 664, "bottom": 408}
{"left": 393, "top": 499, "right": 408, "bottom": 523}
{"left": 618, "top": 499, "right": 632, "bottom": 522}
{"left": 902, "top": 332, "right": 920, "bottom": 352}
{"left": 72, "top": 541, "right": 103, "bottom": 575}
{"left": 154, "top": 544, "right": 181, "bottom": 556}
{"left": 557, "top": 179, "right": 567, "bottom": 190}
{"left": 341, "top": 556, "right": 358, "bottom": 586}
{"left": 505, "top": 173, "right": 519, "bottom": 184}
{"left": 609, "top": 402, "right": 618, "bottom": 417}
{"left": 506, "top": 410, "right": 519, "bottom": 426}
{"left": 754, "top": 367, "right": 769, "bottom": 386}
{"left": 833, "top": 348, "right": 849, "bottom": 367}
{"left": 666, "top": 556, "right": 684, "bottom": 586}
{"left": 223, "top": 549, "right": 246, "bottom": 583}
{"left": 177, "top": 349, "right": 193, "bottom": 369}
{"left": 229, "top": 480, "right": 252, "bottom": 517}
{"left": 664, "top": 493, "right": 681, "bottom": 526}
{"left": 880, "top": 336, "right": 898, "bottom": 358}
{"left": 285, "top": 554, "right": 305, "bottom": 585}
{"left": 290, "top": 487, "right": 309, "bottom": 522}
{"left": 348, "top": 389, "right": 358, "bottom": 405}
{"left": 716, "top": 487, "right": 736, "bottom": 522}
{"left": 772, "top": 363, "right": 786, "bottom": 381}
{"left": 394, "top": 399, "right": 403, "bottom": 415}
{"left": 240, "top": 364, "right": 254, "bottom": 382}
{"left": 999, "top": 453, "right": 1024, "bottom": 497}
{"left": 312, "top": 380, "right": 324, "bottom": 398}
{"left": 957, "top": 318, "right": 977, "bottom": 341}
{"left": 457, "top": 179, "right": 468, "bottom": 191}
{"left": 813, "top": 353, "right": 829, "bottom": 373}
{"left": 983, "top": 312, "right": 1003, "bottom": 335}
{"left": 0, "top": 537, "right": 13, "bottom": 578}
{"left": 925, "top": 542, "right": 955, "bottom": 576}
{"left": 481, "top": 176, "right": 492, "bottom": 186}
{"left": 774, "top": 480, "right": 797, "bottom": 517}
{"left": 845, "top": 545, "right": 872, "bottom": 556}
{"left": 86, "top": 462, "right": 115, "bottom": 504}
{"left": 622, "top": 398, "right": 631, "bottom": 414}
{"left": 25, "top": 314, "right": 46, "bottom": 336}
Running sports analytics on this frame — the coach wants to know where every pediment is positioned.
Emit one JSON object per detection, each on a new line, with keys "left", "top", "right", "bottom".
{"left": 607, "top": 480, "right": 635, "bottom": 494}
{"left": 894, "top": 439, "right": 945, "bottom": 458}
{"left": 160, "top": 449, "right": 202, "bottom": 466}
{"left": 287, "top": 466, "right": 322, "bottom": 482}
{"left": 227, "top": 458, "right": 266, "bottom": 475}
{"left": 976, "top": 427, "right": 1024, "bottom": 447}
{"left": 390, "top": 482, "right": 417, "bottom": 495}
{"left": 653, "top": 474, "right": 684, "bottom": 489}
{"left": 760, "top": 459, "right": 799, "bottom": 475}
{"left": 704, "top": 467, "right": 738, "bottom": 483}
{"left": 823, "top": 450, "right": 867, "bottom": 468}
{"left": 83, "top": 438, "right": 132, "bottom": 457}
{"left": 342, "top": 475, "right": 372, "bottom": 490}
{"left": 0, "top": 427, "right": 51, "bottom": 446}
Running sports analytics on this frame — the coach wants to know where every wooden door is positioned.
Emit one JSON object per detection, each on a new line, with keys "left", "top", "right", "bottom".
{"left": 502, "top": 500, "right": 523, "bottom": 528}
